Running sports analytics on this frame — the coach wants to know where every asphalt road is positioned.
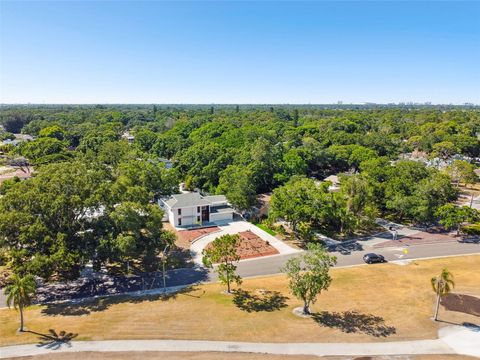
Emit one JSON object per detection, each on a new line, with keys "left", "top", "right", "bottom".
{"left": 231, "top": 241, "right": 480, "bottom": 279}
{"left": 1, "top": 241, "right": 479, "bottom": 308}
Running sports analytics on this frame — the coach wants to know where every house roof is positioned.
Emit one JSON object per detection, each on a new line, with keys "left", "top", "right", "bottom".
{"left": 210, "top": 204, "right": 234, "bottom": 214}
{"left": 14, "top": 134, "right": 34, "bottom": 141}
{"left": 324, "top": 175, "right": 339, "bottom": 184}
{"left": 163, "top": 193, "right": 230, "bottom": 209}
{"left": 203, "top": 195, "right": 227, "bottom": 204}
{"left": 163, "top": 193, "right": 212, "bottom": 209}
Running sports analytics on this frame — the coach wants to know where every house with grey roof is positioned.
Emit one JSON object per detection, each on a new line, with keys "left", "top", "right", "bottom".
{"left": 160, "top": 192, "right": 234, "bottom": 228}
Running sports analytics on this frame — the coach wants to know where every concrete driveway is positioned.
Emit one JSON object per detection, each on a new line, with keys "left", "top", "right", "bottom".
{"left": 190, "top": 220, "right": 300, "bottom": 265}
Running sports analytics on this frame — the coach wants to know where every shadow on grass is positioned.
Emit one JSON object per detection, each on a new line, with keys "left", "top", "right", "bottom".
{"left": 232, "top": 289, "right": 288, "bottom": 313}
{"left": 312, "top": 310, "right": 396, "bottom": 337}
{"left": 41, "top": 285, "right": 201, "bottom": 316}
{"left": 441, "top": 293, "right": 480, "bottom": 317}
{"left": 26, "top": 329, "right": 78, "bottom": 350}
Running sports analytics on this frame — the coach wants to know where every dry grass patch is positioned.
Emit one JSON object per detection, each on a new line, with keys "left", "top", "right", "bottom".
{"left": 1, "top": 255, "right": 479, "bottom": 346}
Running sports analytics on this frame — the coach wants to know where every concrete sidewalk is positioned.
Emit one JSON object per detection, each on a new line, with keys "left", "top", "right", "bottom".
{"left": 1, "top": 326, "right": 478, "bottom": 359}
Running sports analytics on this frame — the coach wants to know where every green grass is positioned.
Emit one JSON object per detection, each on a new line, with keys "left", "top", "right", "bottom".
{"left": 254, "top": 223, "right": 276, "bottom": 236}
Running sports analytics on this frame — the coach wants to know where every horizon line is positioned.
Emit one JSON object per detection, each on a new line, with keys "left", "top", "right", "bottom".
{"left": 1, "top": 102, "right": 479, "bottom": 106}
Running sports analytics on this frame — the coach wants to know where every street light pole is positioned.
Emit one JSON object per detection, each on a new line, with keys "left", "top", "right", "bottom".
{"left": 161, "top": 244, "right": 170, "bottom": 295}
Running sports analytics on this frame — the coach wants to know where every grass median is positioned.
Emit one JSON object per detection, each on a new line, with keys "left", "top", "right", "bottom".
{"left": 1, "top": 255, "right": 479, "bottom": 346}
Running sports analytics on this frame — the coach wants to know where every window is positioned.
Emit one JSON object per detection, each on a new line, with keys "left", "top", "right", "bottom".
{"left": 178, "top": 218, "right": 182, "bottom": 226}
{"left": 197, "top": 216, "right": 200, "bottom": 223}
{"left": 197, "top": 206, "right": 200, "bottom": 213}
{"left": 178, "top": 209, "right": 181, "bottom": 215}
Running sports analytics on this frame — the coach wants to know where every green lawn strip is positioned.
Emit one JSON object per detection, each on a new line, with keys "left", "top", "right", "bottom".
{"left": 254, "top": 223, "right": 276, "bottom": 236}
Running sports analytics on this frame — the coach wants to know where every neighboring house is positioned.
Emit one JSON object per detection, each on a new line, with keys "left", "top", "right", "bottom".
{"left": 160, "top": 192, "right": 234, "bottom": 227}
{"left": 323, "top": 175, "right": 341, "bottom": 192}
{"left": 1, "top": 139, "right": 20, "bottom": 146}
{"left": 399, "top": 152, "right": 478, "bottom": 170}
{"left": 14, "top": 134, "right": 34, "bottom": 142}
{"left": 1, "top": 134, "right": 34, "bottom": 147}
{"left": 159, "top": 158, "right": 173, "bottom": 169}
{"left": 121, "top": 131, "right": 135, "bottom": 143}
{"left": 251, "top": 193, "right": 271, "bottom": 219}
{"left": 0, "top": 166, "right": 34, "bottom": 184}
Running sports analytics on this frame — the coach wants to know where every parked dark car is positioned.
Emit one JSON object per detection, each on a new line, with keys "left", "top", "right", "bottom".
{"left": 363, "top": 253, "right": 385, "bottom": 264}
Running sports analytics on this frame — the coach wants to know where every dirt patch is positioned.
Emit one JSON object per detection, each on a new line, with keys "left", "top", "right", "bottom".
{"left": 441, "top": 293, "right": 480, "bottom": 317}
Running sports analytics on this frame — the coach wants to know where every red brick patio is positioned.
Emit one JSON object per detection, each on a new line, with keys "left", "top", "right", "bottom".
{"left": 205, "top": 230, "right": 279, "bottom": 260}
{"left": 177, "top": 226, "right": 221, "bottom": 243}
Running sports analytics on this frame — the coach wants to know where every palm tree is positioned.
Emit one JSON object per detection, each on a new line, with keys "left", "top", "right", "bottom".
{"left": 5, "top": 274, "right": 37, "bottom": 332}
{"left": 431, "top": 268, "right": 455, "bottom": 321}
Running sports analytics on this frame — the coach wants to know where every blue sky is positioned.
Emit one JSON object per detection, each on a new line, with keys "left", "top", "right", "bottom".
{"left": 0, "top": 1, "right": 479, "bottom": 104}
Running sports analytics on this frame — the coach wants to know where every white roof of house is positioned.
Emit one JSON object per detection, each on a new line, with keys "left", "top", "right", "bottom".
{"left": 324, "top": 175, "right": 340, "bottom": 184}
{"left": 163, "top": 193, "right": 228, "bottom": 209}
{"left": 14, "top": 134, "right": 34, "bottom": 141}
{"left": 203, "top": 195, "right": 227, "bottom": 205}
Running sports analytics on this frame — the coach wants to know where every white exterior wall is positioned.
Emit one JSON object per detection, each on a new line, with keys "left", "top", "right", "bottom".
{"left": 162, "top": 196, "right": 235, "bottom": 228}
{"left": 173, "top": 205, "right": 202, "bottom": 227}
{"left": 167, "top": 206, "right": 176, "bottom": 226}
{"left": 210, "top": 212, "right": 233, "bottom": 222}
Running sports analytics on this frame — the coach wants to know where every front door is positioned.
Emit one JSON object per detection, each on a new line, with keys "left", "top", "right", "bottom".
{"left": 201, "top": 206, "right": 209, "bottom": 222}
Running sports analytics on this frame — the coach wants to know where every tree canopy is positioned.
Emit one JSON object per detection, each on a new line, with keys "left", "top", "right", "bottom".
{"left": 0, "top": 104, "right": 478, "bottom": 278}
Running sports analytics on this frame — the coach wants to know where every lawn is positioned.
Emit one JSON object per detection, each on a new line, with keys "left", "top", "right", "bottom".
{"left": 1, "top": 255, "right": 479, "bottom": 347}
{"left": 254, "top": 222, "right": 276, "bottom": 236}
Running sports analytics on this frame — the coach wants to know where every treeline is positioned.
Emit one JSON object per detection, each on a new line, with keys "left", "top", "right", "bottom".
{"left": 1, "top": 105, "right": 479, "bottom": 204}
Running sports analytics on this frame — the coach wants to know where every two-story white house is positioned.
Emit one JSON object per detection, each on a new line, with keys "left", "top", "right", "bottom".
{"left": 160, "top": 193, "right": 234, "bottom": 228}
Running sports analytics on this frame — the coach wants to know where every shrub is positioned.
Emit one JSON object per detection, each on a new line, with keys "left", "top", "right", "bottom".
{"left": 462, "top": 223, "right": 480, "bottom": 235}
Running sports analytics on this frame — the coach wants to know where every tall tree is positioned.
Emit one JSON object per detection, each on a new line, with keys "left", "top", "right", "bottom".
{"left": 134, "top": 129, "right": 158, "bottom": 152}
{"left": 108, "top": 202, "right": 174, "bottom": 271}
{"left": 269, "top": 177, "right": 319, "bottom": 232}
{"left": 0, "top": 161, "right": 110, "bottom": 279}
{"left": 436, "top": 205, "right": 480, "bottom": 235}
{"left": 282, "top": 243, "right": 336, "bottom": 314}
{"left": 293, "top": 109, "right": 299, "bottom": 127}
{"left": 217, "top": 165, "right": 257, "bottom": 212}
{"left": 431, "top": 268, "right": 454, "bottom": 321}
{"left": 447, "top": 160, "right": 479, "bottom": 187}
{"left": 38, "top": 125, "right": 66, "bottom": 141}
{"left": 202, "top": 234, "right": 242, "bottom": 293}
{"left": 431, "top": 141, "right": 457, "bottom": 159}
{"left": 5, "top": 274, "right": 36, "bottom": 332}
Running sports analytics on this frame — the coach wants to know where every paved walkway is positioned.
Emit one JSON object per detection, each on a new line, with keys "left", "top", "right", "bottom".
{"left": 190, "top": 220, "right": 300, "bottom": 265}
{"left": 361, "top": 228, "right": 420, "bottom": 248}
{"left": 1, "top": 326, "right": 478, "bottom": 359}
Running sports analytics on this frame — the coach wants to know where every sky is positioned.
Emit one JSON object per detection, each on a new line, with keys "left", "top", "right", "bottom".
{"left": 0, "top": 1, "right": 479, "bottom": 104}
